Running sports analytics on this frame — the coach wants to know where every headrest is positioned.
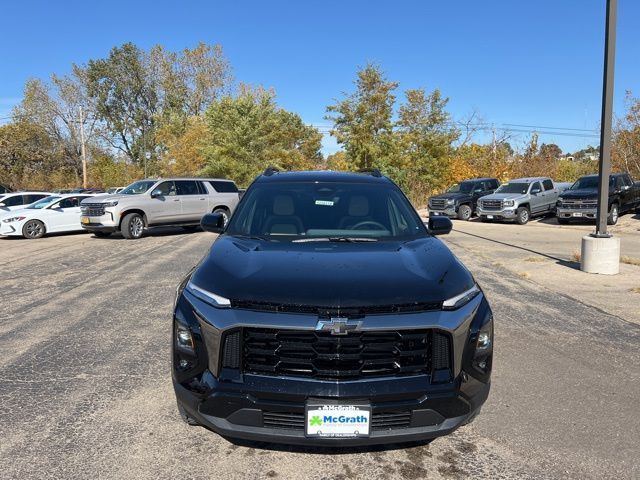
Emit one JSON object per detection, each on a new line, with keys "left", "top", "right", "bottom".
{"left": 348, "top": 195, "right": 369, "bottom": 216}
{"left": 273, "top": 195, "right": 295, "bottom": 216}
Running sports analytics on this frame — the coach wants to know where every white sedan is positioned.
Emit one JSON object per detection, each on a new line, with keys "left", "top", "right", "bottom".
{"left": 0, "top": 194, "right": 98, "bottom": 239}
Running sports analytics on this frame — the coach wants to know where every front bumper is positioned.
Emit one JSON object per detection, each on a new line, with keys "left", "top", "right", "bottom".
{"left": 0, "top": 222, "right": 22, "bottom": 236}
{"left": 428, "top": 206, "right": 457, "bottom": 217}
{"left": 556, "top": 207, "right": 597, "bottom": 219}
{"left": 172, "top": 287, "right": 493, "bottom": 446}
{"left": 80, "top": 211, "right": 119, "bottom": 232}
{"left": 477, "top": 206, "right": 517, "bottom": 220}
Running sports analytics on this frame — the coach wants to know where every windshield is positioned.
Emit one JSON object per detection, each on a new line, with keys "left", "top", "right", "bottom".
{"left": 496, "top": 182, "right": 529, "bottom": 194}
{"left": 226, "top": 181, "right": 427, "bottom": 241}
{"left": 120, "top": 180, "right": 156, "bottom": 195}
{"left": 447, "top": 181, "right": 475, "bottom": 194}
{"left": 570, "top": 176, "right": 614, "bottom": 190}
{"left": 27, "top": 196, "right": 61, "bottom": 209}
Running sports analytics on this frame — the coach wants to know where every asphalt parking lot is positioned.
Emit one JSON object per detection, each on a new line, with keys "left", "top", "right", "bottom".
{"left": 1, "top": 222, "right": 639, "bottom": 479}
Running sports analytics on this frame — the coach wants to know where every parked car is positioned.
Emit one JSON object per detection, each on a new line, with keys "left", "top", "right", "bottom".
{"left": 0, "top": 194, "right": 98, "bottom": 239}
{"left": 428, "top": 178, "right": 500, "bottom": 220}
{"left": 106, "top": 187, "right": 125, "bottom": 194}
{"left": 556, "top": 173, "right": 640, "bottom": 225}
{"left": 0, "top": 192, "right": 52, "bottom": 212}
{"left": 80, "top": 178, "right": 241, "bottom": 239}
{"left": 477, "top": 177, "right": 561, "bottom": 225}
{"left": 172, "top": 169, "right": 493, "bottom": 446}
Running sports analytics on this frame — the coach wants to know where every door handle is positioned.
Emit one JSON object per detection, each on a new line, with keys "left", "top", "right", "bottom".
{"left": 199, "top": 198, "right": 205, "bottom": 200}
{"left": 173, "top": 199, "right": 180, "bottom": 202}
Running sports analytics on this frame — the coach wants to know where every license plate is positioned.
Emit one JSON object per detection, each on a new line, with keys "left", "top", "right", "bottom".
{"left": 486, "top": 215, "right": 494, "bottom": 219}
{"left": 572, "top": 212, "right": 583, "bottom": 217}
{"left": 81, "top": 216, "right": 90, "bottom": 224}
{"left": 305, "top": 404, "right": 371, "bottom": 438}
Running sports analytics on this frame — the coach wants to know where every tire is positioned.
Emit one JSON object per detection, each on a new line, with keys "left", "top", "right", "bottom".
{"left": 516, "top": 206, "right": 530, "bottom": 225}
{"left": 121, "top": 213, "right": 145, "bottom": 239}
{"left": 213, "top": 208, "right": 230, "bottom": 227}
{"left": 177, "top": 403, "right": 199, "bottom": 426}
{"left": 557, "top": 218, "right": 570, "bottom": 225}
{"left": 93, "top": 231, "right": 111, "bottom": 238}
{"left": 457, "top": 204, "right": 472, "bottom": 221}
{"left": 22, "top": 219, "right": 46, "bottom": 239}
{"left": 607, "top": 203, "right": 619, "bottom": 225}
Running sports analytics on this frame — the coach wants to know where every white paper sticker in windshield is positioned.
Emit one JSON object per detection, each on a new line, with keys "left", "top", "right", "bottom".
{"left": 315, "top": 200, "right": 334, "bottom": 206}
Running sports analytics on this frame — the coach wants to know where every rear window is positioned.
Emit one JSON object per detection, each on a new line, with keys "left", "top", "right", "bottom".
{"left": 209, "top": 181, "right": 238, "bottom": 193}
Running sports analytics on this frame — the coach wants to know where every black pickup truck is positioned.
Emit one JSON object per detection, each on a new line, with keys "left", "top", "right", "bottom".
{"left": 428, "top": 177, "right": 500, "bottom": 221}
{"left": 556, "top": 172, "right": 640, "bottom": 225}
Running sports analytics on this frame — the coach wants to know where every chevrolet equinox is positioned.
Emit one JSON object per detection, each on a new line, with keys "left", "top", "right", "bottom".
{"left": 172, "top": 169, "right": 493, "bottom": 446}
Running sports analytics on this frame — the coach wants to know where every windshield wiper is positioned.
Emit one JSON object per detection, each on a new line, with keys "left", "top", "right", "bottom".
{"left": 292, "top": 237, "right": 378, "bottom": 243}
{"left": 234, "top": 234, "right": 277, "bottom": 242}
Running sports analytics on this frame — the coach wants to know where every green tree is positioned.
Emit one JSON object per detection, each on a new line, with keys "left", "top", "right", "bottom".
{"left": 201, "top": 87, "right": 322, "bottom": 186}
{"left": 326, "top": 64, "right": 398, "bottom": 170}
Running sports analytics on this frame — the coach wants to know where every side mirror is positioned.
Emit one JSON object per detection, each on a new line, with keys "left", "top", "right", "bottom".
{"left": 531, "top": 188, "right": 541, "bottom": 195}
{"left": 201, "top": 212, "right": 225, "bottom": 234}
{"left": 150, "top": 190, "right": 162, "bottom": 198}
{"left": 474, "top": 189, "right": 483, "bottom": 194}
{"left": 428, "top": 216, "right": 452, "bottom": 235}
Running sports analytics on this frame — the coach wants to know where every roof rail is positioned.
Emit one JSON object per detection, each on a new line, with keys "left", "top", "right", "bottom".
{"left": 263, "top": 166, "right": 280, "bottom": 176}
{"left": 357, "top": 168, "right": 382, "bottom": 178}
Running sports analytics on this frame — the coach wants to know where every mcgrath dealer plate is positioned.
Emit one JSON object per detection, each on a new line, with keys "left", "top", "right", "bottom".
{"left": 305, "top": 404, "right": 371, "bottom": 438}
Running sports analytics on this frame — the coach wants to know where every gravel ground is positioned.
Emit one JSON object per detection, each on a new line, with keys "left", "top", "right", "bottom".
{"left": 0, "top": 226, "right": 638, "bottom": 479}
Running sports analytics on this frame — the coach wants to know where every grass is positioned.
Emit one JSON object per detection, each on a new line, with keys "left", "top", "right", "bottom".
{"left": 630, "top": 287, "right": 640, "bottom": 294}
{"left": 571, "top": 251, "right": 581, "bottom": 263}
{"left": 524, "top": 256, "right": 546, "bottom": 263}
{"left": 518, "top": 271, "right": 531, "bottom": 279}
{"left": 621, "top": 256, "right": 640, "bottom": 266}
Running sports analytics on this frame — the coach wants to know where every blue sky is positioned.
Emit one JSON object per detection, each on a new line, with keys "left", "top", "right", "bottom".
{"left": 1, "top": 0, "right": 639, "bottom": 155}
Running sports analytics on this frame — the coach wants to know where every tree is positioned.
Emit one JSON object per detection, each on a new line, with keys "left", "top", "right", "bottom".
{"left": 201, "top": 87, "right": 322, "bottom": 186}
{"left": 612, "top": 92, "right": 640, "bottom": 178}
{"left": 155, "top": 115, "right": 209, "bottom": 176}
{"left": 539, "top": 143, "right": 563, "bottom": 159}
{"left": 326, "top": 64, "right": 398, "bottom": 170}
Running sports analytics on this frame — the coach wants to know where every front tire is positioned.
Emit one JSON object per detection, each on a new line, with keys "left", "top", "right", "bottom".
{"left": 607, "top": 203, "right": 619, "bottom": 225}
{"left": 457, "top": 204, "right": 472, "bottom": 221}
{"left": 121, "top": 213, "right": 145, "bottom": 239}
{"left": 516, "top": 206, "right": 530, "bottom": 225}
{"left": 22, "top": 219, "right": 46, "bottom": 239}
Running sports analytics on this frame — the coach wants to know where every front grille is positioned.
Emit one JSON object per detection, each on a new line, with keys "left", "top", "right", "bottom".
{"left": 429, "top": 198, "right": 447, "bottom": 209}
{"left": 230, "top": 300, "right": 442, "bottom": 315}
{"left": 242, "top": 328, "right": 451, "bottom": 381}
{"left": 262, "top": 411, "right": 412, "bottom": 431}
{"left": 480, "top": 199, "right": 503, "bottom": 210}
{"left": 81, "top": 203, "right": 106, "bottom": 216}
{"left": 559, "top": 199, "right": 597, "bottom": 209}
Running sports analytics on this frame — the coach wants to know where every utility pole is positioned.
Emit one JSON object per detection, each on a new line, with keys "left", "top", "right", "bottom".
{"left": 79, "top": 106, "right": 87, "bottom": 189}
{"left": 580, "top": 0, "right": 620, "bottom": 275}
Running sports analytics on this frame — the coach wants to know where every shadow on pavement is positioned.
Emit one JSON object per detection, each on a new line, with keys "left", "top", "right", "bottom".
{"left": 94, "top": 226, "right": 202, "bottom": 240}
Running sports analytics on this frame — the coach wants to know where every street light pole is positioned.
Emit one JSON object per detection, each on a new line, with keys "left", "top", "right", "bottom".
{"left": 593, "top": 0, "right": 617, "bottom": 238}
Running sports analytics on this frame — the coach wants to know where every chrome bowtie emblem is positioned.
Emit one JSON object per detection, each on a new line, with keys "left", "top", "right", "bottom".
{"left": 316, "top": 318, "right": 362, "bottom": 336}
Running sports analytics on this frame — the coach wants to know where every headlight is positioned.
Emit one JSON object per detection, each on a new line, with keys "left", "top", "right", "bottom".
{"left": 175, "top": 323, "right": 195, "bottom": 352}
{"left": 103, "top": 200, "right": 118, "bottom": 207}
{"left": 2, "top": 216, "right": 26, "bottom": 223}
{"left": 185, "top": 280, "right": 231, "bottom": 308}
{"left": 442, "top": 284, "right": 481, "bottom": 310}
{"left": 446, "top": 199, "right": 455, "bottom": 205}
{"left": 502, "top": 200, "right": 515, "bottom": 207}
{"left": 474, "top": 315, "right": 493, "bottom": 371}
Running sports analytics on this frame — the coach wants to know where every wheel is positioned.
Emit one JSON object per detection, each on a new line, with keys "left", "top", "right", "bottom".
{"left": 213, "top": 208, "right": 230, "bottom": 227}
{"left": 181, "top": 225, "right": 199, "bottom": 232}
{"left": 516, "top": 207, "right": 530, "bottom": 225}
{"left": 557, "top": 218, "right": 570, "bottom": 225}
{"left": 22, "top": 219, "right": 46, "bottom": 239}
{"left": 177, "top": 403, "right": 199, "bottom": 426}
{"left": 93, "top": 231, "right": 111, "bottom": 238}
{"left": 607, "top": 203, "right": 619, "bottom": 225}
{"left": 121, "top": 213, "right": 145, "bottom": 239}
{"left": 457, "top": 204, "right": 472, "bottom": 221}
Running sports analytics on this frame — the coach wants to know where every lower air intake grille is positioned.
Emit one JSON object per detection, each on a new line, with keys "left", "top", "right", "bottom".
{"left": 262, "top": 411, "right": 412, "bottom": 431}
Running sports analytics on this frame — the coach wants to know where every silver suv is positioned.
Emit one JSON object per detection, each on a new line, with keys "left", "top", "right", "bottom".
{"left": 477, "top": 177, "right": 560, "bottom": 225}
{"left": 80, "top": 178, "right": 240, "bottom": 239}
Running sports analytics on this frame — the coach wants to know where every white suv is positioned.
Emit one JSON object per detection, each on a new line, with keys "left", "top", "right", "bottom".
{"left": 80, "top": 178, "right": 240, "bottom": 239}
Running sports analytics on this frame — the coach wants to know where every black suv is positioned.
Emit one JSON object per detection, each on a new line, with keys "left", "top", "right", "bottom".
{"left": 428, "top": 178, "right": 500, "bottom": 220}
{"left": 172, "top": 170, "right": 493, "bottom": 446}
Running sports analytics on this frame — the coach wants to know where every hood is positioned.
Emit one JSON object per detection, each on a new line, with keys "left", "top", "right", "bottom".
{"left": 430, "top": 192, "right": 471, "bottom": 201}
{"left": 559, "top": 188, "right": 598, "bottom": 200}
{"left": 190, "top": 235, "right": 474, "bottom": 308}
{"left": 480, "top": 192, "right": 524, "bottom": 202}
{"left": 85, "top": 193, "right": 129, "bottom": 203}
